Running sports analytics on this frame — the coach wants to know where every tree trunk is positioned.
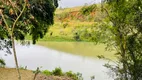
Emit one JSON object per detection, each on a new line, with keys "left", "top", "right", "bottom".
{"left": 121, "top": 49, "right": 128, "bottom": 80}
{"left": 120, "top": 35, "right": 128, "bottom": 80}
{"left": 11, "top": 35, "right": 21, "bottom": 80}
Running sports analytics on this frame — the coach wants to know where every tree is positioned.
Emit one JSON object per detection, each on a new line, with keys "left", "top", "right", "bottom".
{"left": 100, "top": 0, "right": 142, "bottom": 80}
{"left": 0, "top": 0, "right": 58, "bottom": 80}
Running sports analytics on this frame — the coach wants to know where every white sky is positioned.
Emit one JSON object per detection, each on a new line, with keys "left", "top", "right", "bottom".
{"left": 58, "top": 0, "right": 101, "bottom": 8}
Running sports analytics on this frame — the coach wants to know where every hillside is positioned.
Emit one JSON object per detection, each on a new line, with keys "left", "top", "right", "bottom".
{"left": 39, "top": 4, "right": 105, "bottom": 42}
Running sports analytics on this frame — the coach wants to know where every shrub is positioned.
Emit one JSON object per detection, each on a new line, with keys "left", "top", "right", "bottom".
{"left": 52, "top": 67, "right": 63, "bottom": 76}
{"left": 65, "top": 71, "right": 79, "bottom": 80}
{"left": 42, "top": 70, "right": 52, "bottom": 76}
{"left": 41, "top": 68, "right": 84, "bottom": 80}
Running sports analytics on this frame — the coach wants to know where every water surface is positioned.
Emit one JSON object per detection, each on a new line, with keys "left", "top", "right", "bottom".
{"left": 38, "top": 42, "right": 116, "bottom": 59}
{"left": 0, "top": 44, "right": 113, "bottom": 80}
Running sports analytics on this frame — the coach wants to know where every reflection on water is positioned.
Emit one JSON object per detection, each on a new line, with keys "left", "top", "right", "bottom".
{"left": 38, "top": 42, "right": 116, "bottom": 60}
{"left": 0, "top": 44, "right": 113, "bottom": 80}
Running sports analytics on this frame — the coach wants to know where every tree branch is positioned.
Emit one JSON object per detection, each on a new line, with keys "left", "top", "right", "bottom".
{"left": 0, "top": 9, "right": 11, "bottom": 34}
{"left": 8, "top": 0, "right": 21, "bottom": 15}
{"left": 12, "top": 2, "right": 26, "bottom": 34}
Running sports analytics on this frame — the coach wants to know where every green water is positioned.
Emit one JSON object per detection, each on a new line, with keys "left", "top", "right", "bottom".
{"left": 37, "top": 41, "right": 116, "bottom": 60}
{"left": 1, "top": 44, "right": 113, "bottom": 80}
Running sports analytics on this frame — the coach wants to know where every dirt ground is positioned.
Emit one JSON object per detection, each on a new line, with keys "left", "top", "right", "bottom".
{"left": 0, "top": 68, "right": 72, "bottom": 80}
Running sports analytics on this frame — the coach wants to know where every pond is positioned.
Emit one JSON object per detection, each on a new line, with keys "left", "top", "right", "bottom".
{"left": 37, "top": 42, "right": 116, "bottom": 59}
{"left": 0, "top": 42, "right": 114, "bottom": 80}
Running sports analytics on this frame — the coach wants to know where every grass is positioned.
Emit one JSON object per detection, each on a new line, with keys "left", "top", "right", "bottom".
{"left": 40, "top": 4, "right": 104, "bottom": 42}
{"left": 37, "top": 22, "right": 98, "bottom": 42}
{"left": 0, "top": 68, "right": 34, "bottom": 80}
{"left": 26, "top": 5, "right": 102, "bottom": 42}
{"left": 37, "top": 41, "right": 116, "bottom": 60}
{"left": 39, "top": 36, "right": 75, "bottom": 42}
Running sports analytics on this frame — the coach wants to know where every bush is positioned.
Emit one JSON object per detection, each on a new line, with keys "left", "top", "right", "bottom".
{"left": 65, "top": 71, "right": 79, "bottom": 80}
{"left": 52, "top": 67, "right": 63, "bottom": 76}
{"left": 41, "top": 67, "right": 83, "bottom": 80}
{"left": 42, "top": 70, "right": 52, "bottom": 76}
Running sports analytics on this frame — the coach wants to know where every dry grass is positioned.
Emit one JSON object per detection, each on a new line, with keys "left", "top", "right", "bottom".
{"left": 0, "top": 68, "right": 34, "bottom": 80}
{"left": 0, "top": 68, "right": 72, "bottom": 80}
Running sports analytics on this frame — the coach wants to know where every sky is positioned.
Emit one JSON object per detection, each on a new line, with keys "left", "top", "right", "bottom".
{"left": 58, "top": 0, "right": 101, "bottom": 8}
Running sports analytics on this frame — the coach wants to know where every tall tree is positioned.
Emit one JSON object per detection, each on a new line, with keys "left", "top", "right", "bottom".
{"left": 101, "top": 0, "right": 142, "bottom": 80}
{"left": 0, "top": 0, "right": 58, "bottom": 80}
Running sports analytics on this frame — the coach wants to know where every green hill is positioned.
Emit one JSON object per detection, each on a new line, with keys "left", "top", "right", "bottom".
{"left": 38, "top": 4, "right": 105, "bottom": 42}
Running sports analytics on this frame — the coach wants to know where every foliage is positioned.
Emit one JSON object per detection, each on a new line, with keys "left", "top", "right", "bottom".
{"left": 65, "top": 71, "right": 79, "bottom": 80}
{"left": 76, "top": 72, "right": 83, "bottom": 80}
{"left": 52, "top": 67, "right": 63, "bottom": 76}
{"left": 41, "top": 67, "right": 83, "bottom": 80}
{"left": 80, "top": 4, "right": 97, "bottom": 16}
{"left": 52, "top": 0, "right": 59, "bottom": 8}
{"left": 0, "top": 0, "right": 57, "bottom": 44}
{"left": 0, "top": 59, "right": 6, "bottom": 67}
{"left": 0, "top": 0, "right": 58, "bottom": 80}
{"left": 45, "top": 6, "right": 108, "bottom": 42}
{"left": 100, "top": 0, "right": 142, "bottom": 80}
{"left": 55, "top": 6, "right": 97, "bottom": 22}
{"left": 42, "top": 70, "right": 52, "bottom": 76}
{"left": 29, "top": 0, "right": 56, "bottom": 44}
{"left": 0, "top": 39, "right": 12, "bottom": 54}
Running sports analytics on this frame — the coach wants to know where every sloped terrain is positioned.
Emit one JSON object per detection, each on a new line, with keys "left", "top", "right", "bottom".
{"left": 37, "top": 5, "right": 104, "bottom": 42}
{"left": 0, "top": 68, "right": 72, "bottom": 80}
